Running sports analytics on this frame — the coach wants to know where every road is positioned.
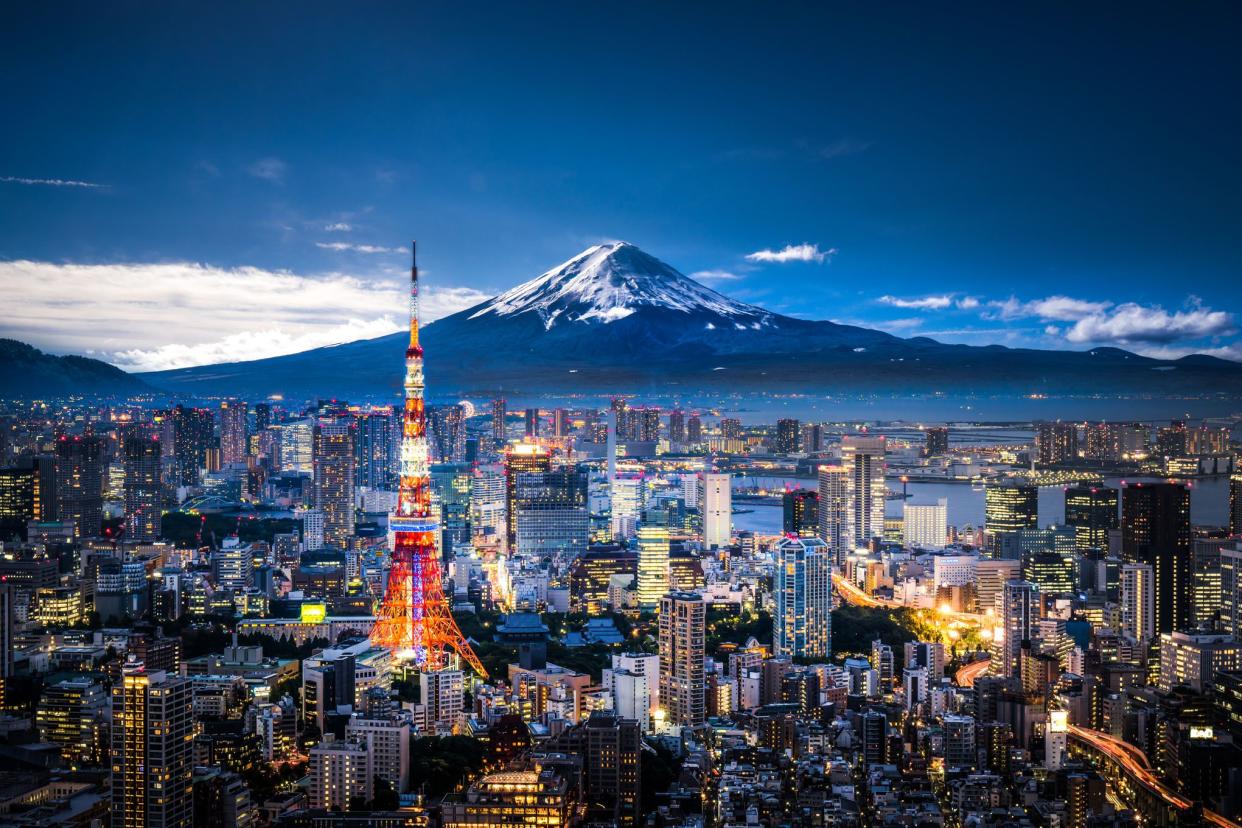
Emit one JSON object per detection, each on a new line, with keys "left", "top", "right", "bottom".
{"left": 955, "top": 657, "right": 991, "bottom": 687}
{"left": 1068, "top": 725, "right": 1240, "bottom": 828}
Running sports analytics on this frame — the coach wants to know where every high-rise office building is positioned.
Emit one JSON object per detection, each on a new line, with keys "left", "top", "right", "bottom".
{"left": 218, "top": 400, "right": 248, "bottom": 464}
{"left": 924, "top": 427, "right": 949, "bottom": 457}
{"left": 775, "top": 419, "right": 800, "bottom": 454}
{"left": 1221, "top": 547, "right": 1242, "bottom": 641}
{"left": 552, "top": 408, "right": 570, "bottom": 438}
{"left": 1122, "top": 482, "right": 1191, "bottom": 634}
{"left": 470, "top": 467, "right": 507, "bottom": 546}
{"left": 1036, "top": 422, "right": 1078, "bottom": 464}
{"left": 659, "top": 591, "right": 705, "bottom": 727}
{"left": 111, "top": 665, "right": 193, "bottom": 828}
{"left": 1064, "top": 486, "right": 1119, "bottom": 552}
{"left": 1120, "top": 562, "right": 1156, "bottom": 643}
{"left": 782, "top": 489, "right": 818, "bottom": 537}
{"left": 0, "top": 466, "right": 41, "bottom": 537}
{"left": 278, "top": 419, "right": 314, "bottom": 473}
{"left": 123, "top": 432, "right": 162, "bottom": 542}
{"left": 312, "top": 421, "right": 355, "bottom": 549}
{"left": 816, "top": 464, "right": 850, "bottom": 558}
{"left": 491, "top": 398, "right": 507, "bottom": 446}
{"left": 512, "top": 468, "right": 588, "bottom": 558}
{"left": 524, "top": 407, "right": 541, "bottom": 438}
{"left": 55, "top": 434, "right": 104, "bottom": 538}
{"left": 432, "top": 463, "right": 473, "bottom": 556}
{"left": 701, "top": 472, "right": 731, "bottom": 548}
{"left": 505, "top": 444, "right": 551, "bottom": 551}
{"left": 841, "top": 435, "right": 886, "bottom": 546}
{"left": 719, "top": 418, "right": 742, "bottom": 441}
{"left": 903, "top": 499, "right": 948, "bottom": 549}
{"left": 984, "top": 483, "right": 1038, "bottom": 559}
{"left": 38, "top": 675, "right": 106, "bottom": 763}
{"left": 640, "top": 408, "right": 661, "bottom": 442}
{"left": 309, "top": 736, "right": 372, "bottom": 811}
{"left": 773, "top": 536, "right": 832, "bottom": 660}
{"left": 353, "top": 408, "right": 398, "bottom": 491}
{"left": 610, "top": 474, "right": 645, "bottom": 540}
{"left": 997, "top": 580, "right": 1038, "bottom": 680}
{"left": 1190, "top": 538, "right": 1226, "bottom": 629}
{"left": 636, "top": 526, "right": 670, "bottom": 611}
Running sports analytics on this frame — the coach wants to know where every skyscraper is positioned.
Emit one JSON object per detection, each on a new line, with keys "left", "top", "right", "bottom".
{"left": 1120, "top": 562, "right": 1156, "bottom": 643}
{"left": 218, "top": 400, "right": 248, "bottom": 464}
{"left": 984, "top": 483, "right": 1038, "bottom": 559}
{"left": 111, "top": 664, "right": 193, "bottom": 828}
{"left": 491, "top": 398, "right": 507, "bottom": 446}
{"left": 686, "top": 415, "right": 702, "bottom": 443}
{"left": 512, "top": 468, "right": 589, "bottom": 558}
{"left": 701, "top": 472, "right": 731, "bottom": 548}
{"left": 782, "top": 489, "right": 818, "bottom": 537}
{"left": 552, "top": 408, "right": 570, "bottom": 438}
{"left": 171, "top": 405, "right": 214, "bottom": 486}
{"left": 1036, "top": 422, "right": 1078, "bottom": 464}
{"left": 524, "top": 407, "right": 541, "bottom": 438}
{"left": 640, "top": 408, "right": 661, "bottom": 442}
{"left": 841, "top": 435, "right": 886, "bottom": 546}
{"left": 1231, "top": 473, "right": 1241, "bottom": 537}
{"left": 54, "top": 434, "right": 104, "bottom": 538}
{"left": 775, "top": 418, "right": 800, "bottom": 454}
{"left": 353, "top": 408, "right": 398, "bottom": 491}
{"left": 997, "top": 580, "right": 1038, "bottom": 680}
{"left": 505, "top": 444, "right": 551, "bottom": 551}
{"left": 428, "top": 404, "right": 467, "bottom": 463}
{"left": 636, "top": 526, "right": 670, "bottom": 610}
{"left": 0, "top": 466, "right": 41, "bottom": 537}
{"left": 773, "top": 536, "right": 832, "bottom": 660}
{"left": 668, "top": 410, "right": 685, "bottom": 444}
{"left": 1064, "top": 486, "right": 1119, "bottom": 552}
{"left": 123, "top": 432, "right": 162, "bottom": 542}
{"left": 659, "top": 591, "right": 705, "bottom": 727}
{"left": 312, "top": 421, "right": 355, "bottom": 549}
{"left": 1122, "top": 482, "right": 1191, "bottom": 634}
{"left": 816, "top": 464, "right": 851, "bottom": 564}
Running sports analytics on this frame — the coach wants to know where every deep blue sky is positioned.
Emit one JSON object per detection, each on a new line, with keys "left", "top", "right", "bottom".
{"left": 2, "top": 3, "right": 1241, "bottom": 369}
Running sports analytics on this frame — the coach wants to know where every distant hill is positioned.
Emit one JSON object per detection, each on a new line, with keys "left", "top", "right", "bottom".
{"left": 145, "top": 242, "right": 1242, "bottom": 400}
{"left": 0, "top": 338, "right": 151, "bottom": 398}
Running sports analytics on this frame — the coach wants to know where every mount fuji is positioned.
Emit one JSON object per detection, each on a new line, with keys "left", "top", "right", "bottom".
{"left": 144, "top": 241, "right": 1242, "bottom": 400}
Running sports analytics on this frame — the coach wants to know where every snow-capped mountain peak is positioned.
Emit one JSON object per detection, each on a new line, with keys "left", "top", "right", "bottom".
{"left": 468, "top": 241, "right": 769, "bottom": 328}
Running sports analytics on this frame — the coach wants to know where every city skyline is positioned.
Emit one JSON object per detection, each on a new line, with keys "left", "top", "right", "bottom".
{"left": 3, "top": 4, "right": 1242, "bottom": 371}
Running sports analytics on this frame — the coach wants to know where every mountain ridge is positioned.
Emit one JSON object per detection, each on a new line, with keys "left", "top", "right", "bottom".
{"left": 55, "top": 241, "right": 1242, "bottom": 399}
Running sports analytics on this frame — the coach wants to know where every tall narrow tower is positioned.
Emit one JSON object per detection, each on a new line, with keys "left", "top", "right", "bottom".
{"left": 372, "top": 243, "right": 485, "bottom": 676}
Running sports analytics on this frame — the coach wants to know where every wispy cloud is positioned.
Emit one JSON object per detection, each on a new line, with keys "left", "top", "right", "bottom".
{"left": 0, "top": 259, "right": 488, "bottom": 371}
{"left": 878, "top": 294, "right": 953, "bottom": 310}
{"left": 986, "top": 295, "right": 1113, "bottom": 322}
{"left": 690, "top": 269, "right": 744, "bottom": 283}
{"left": 818, "top": 138, "right": 872, "bottom": 160}
{"left": 315, "top": 241, "right": 404, "bottom": 254}
{"left": 745, "top": 243, "right": 837, "bottom": 264}
{"left": 247, "top": 157, "right": 287, "bottom": 182}
{"left": 324, "top": 222, "right": 353, "bottom": 232}
{"left": 1, "top": 175, "right": 106, "bottom": 189}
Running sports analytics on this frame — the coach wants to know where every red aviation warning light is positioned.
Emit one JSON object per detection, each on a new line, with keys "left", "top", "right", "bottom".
{"left": 371, "top": 242, "right": 485, "bottom": 677}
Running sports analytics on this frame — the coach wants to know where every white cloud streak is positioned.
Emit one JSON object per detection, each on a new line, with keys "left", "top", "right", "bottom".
{"left": 878, "top": 294, "right": 953, "bottom": 310}
{"left": 0, "top": 260, "right": 488, "bottom": 372}
{"left": 315, "top": 241, "right": 404, "bottom": 254}
{"left": 1064, "top": 302, "right": 1235, "bottom": 345}
{"left": 324, "top": 222, "right": 353, "bottom": 232}
{"left": 987, "top": 295, "right": 1113, "bottom": 322}
{"left": 2, "top": 175, "right": 106, "bottom": 189}
{"left": 745, "top": 243, "right": 837, "bottom": 264}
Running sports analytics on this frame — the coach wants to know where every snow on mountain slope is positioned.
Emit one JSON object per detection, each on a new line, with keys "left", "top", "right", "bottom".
{"left": 467, "top": 241, "right": 771, "bottom": 329}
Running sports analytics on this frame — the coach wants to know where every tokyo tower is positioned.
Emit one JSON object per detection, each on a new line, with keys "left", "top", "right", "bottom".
{"left": 371, "top": 242, "right": 485, "bottom": 677}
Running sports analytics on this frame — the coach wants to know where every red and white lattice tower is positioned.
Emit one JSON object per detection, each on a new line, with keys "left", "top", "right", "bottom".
{"left": 371, "top": 242, "right": 485, "bottom": 676}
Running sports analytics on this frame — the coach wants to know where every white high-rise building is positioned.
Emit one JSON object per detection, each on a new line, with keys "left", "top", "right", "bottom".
{"left": 1120, "top": 562, "right": 1156, "bottom": 643}
{"left": 608, "top": 652, "right": 659, "bottom": 721}
{"left": 773, "top": 536, "right": 833, "bottom": 660}
{"left": 817, "top": 464, "right": 850, "bottom": 559}
{"left": 610, "top": 669, "right": 651, "bottom": 732}
{"left": 996, "top": 579, "right": 1038, "bottom": 680}
{"left": 636, "top": 526, "right": 670, "bottom": 610}
{"left": 903, "top": 499, "right": 948, "bottom": 549}
{"left": 299, "top": 508, "right": 325, "bottom": 552}
{"left": 346, "top": 708, "right": 413, "bottom": 793}
{"left": 841, "top": 436, "right": 886, "bottom": 547}
{"left": 420, "top": 669, "right": 464, "bottom": 728}
{"left": 702, "top": 473, "right": 732, "bottom": 548}
{"left": 1220, "top": 546, "right": 1242, "bottom": 641}
{"left": 309, "top": 735, "right": 372, "bottom": 811}
{"left": 279, "top": 419, "right": 314, "bottom": 473}
{"left": 1046, "top": 709, "right": 1068, "bottom": 770}
{"left": 659, "top": 592, "right": 706, "bottom": 727}
{"left": 611, "top": 474, "right": 645, "bottom": 540}
{"left": 470, "top": 468, "right": 507, "bottom": 546}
